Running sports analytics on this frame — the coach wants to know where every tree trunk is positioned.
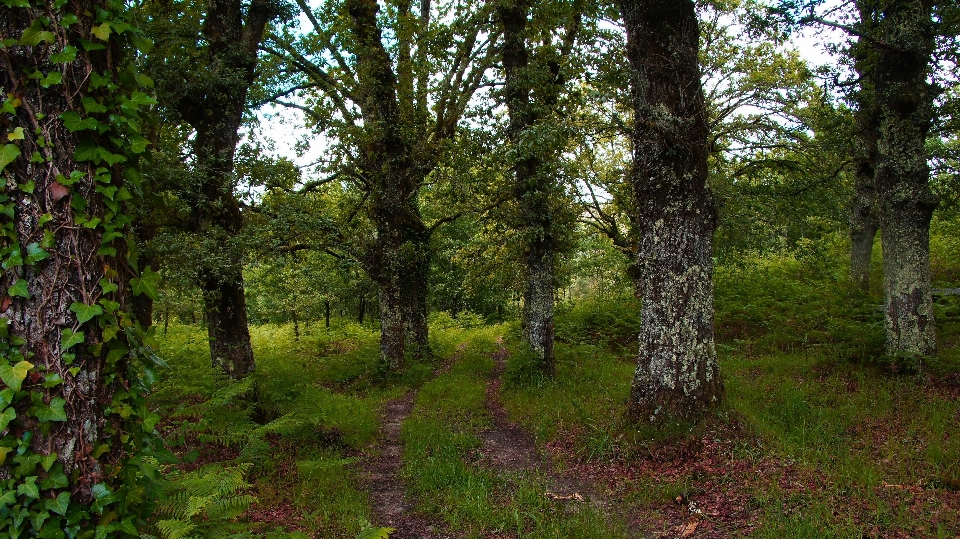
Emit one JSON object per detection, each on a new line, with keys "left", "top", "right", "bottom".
{"left": 325, "top": 299, "right": 331, "bottom": 328}
{"left": 293, "top": 309, "right": 300, "bottom": 339}
{"left": 873, "top": 0, "right": 937, "bottom": 358}
{"left": 619, "top": 0, "right": 723, "bottom": 423}
{"left": 378, "top": 282, "right": 406, "bottom": 371}
{"left": 203, "top": 270, "right": 255, "bottom": 377}
{"left": 164, "top": 0, "right": 278, "bottom": 377}
{"left": 359, "top": 296, "right": 366, "bottom": 324}
{"left": 1, "top": 0, "right": 147, "bottom": 512}
{"left": 401, "top": 237, "right": 431, "bottom": 359}
{"left": 347, "top": 0, "right": 433, "bottom": 371}
{"left": 848, "top": 5, "right": 880, "bottom": 292}
{"left": 498, "top": 0, "right": 580, "bottom": 374}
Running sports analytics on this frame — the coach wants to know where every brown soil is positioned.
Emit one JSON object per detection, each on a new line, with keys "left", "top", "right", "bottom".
{"left": 477, "top": 340, "right": 594, "bottom": 501}
{"left": 360, "top": 344, "right": 468, "bottom": 539}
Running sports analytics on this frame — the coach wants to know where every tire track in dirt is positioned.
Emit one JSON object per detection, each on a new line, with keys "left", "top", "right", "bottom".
{"left": 480, "top": 339, "right": 653, "bottom": 539}
{"left": 478, "top": 338, "right": 591, "bottom": 501}
{"left": 361, "top": 343, "right": 467, "bottom": 539}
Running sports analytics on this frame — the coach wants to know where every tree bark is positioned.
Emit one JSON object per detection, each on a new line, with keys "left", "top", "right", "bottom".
{"left": 202, "top": 269, "right": 254, "bottom": 377}
{"left": 171, "top": 0, "right": 279, "bottom": 377}
{"left": 873, "top": 0, "right": 937, "bottom": 358}
{"left": 619, "top": 0, "right": 723, "bottom": 423}
{"left": 401, "top": 237, "right": 431, "bottom": 359}
{"left": 1, "top": 0, "right": 137, "bottom": 506}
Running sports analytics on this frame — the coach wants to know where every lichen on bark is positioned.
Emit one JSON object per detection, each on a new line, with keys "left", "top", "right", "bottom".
{"left": 871, "top": 0, "right": 938, "bottom": 358}
{"left": 619, "top": 0, "right": 723, "bottom": 423}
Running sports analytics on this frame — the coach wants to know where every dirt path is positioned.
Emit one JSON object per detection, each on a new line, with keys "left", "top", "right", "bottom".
{"left": 479, "top": 341, "right": 655, "bottom": 539}
{"left": 479, "top": 339, "right": 590, "bottom": 501}
{"left": 361, "top": 345, "right": 467, "bottom": 539}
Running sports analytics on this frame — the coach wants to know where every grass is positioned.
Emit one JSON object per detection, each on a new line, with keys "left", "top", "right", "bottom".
{"left": 146, "top": 236, "right": 960, "bottom": 537}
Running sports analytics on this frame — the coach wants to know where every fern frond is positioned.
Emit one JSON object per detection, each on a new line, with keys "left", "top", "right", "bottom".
{"left": 156, "top": 519, "right": 197, "bottom": 539}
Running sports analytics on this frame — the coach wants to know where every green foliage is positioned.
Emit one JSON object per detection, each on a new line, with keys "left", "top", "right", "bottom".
{"left": 554, "top": 295, "right": 641, "bottom": 351}
{"left": 354, "top": 519, "right": 393, "bottom": 539}
{"left": 714, "top": 237, "right": 885, "bottom": 361}
{"left": 149, "top": 464, "right": 255, "bottom": 539}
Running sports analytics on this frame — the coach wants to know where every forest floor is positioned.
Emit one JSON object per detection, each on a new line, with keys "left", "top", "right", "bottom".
{"left": 149, "top": 305, "right": 960, "bottom": 539}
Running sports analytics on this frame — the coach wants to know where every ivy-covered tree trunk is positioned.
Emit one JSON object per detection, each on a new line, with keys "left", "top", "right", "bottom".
{"left": 873, "top": 0, "right": 938, "bottom": 358}
{"left": 619, "top": 0, "right": 723, "bottom": 423}
{"left": 172, "top": 0, "right": 280, "bottom": 377}
{"left": 848, "top": 2, "right": 880, "bottom": 292}
{"left": 1, "top": 0, "right": 158, "bottom": 528}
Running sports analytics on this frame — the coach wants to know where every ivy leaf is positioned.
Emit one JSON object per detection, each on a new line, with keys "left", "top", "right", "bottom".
{"left": 20, "top": 24, "right": 55, "bottom": 47}
{"left": 61, "top": 14, "right": 79, "bottom": 28}
{"left": 91, "top": 23, "right": 112, "bottom": 41}
{"left": 34, "top": 397, "right": 67, "bottom": 422}
{"left": 129, "top": 134, "right": 149, "bottom": 154}
{"left": 98, "top": 278, "right": 119, "bottom": 294}
{"left": 8, "top": 278, "right": 29, "bottom": 298}
{"left": 60, "top": 111, "right": 99, "bottom": 132}
{"left": 50, "top": 46, "right": 77, "bottom": 64}
{"left": 45, "top": 491, "right": 70, "bottom": 515}
{"left": 40, "top": 71, "right": 62, "bottom": 88}
{"left": 131, "top": 266, "right": 160, "bottom": 300}
{"left": 60, "top": 328, "right": 84, "bottom": 350}
{"left": 81, "top": 97, "right": 107, "bottom": 114}
{"left": 0, "top": 407, "right": 16, "bottom": 431}
{"left": 17, "top": 476, "right": 39, "bottom": 499}
{"left": 25, "top": 243, "right": 49, "bottom": 264}
{"left": 0, "top": 360, "right": 33, "bottom": 391}
{"left": 0, "top": 143, "right": 20, "bottom": 172}
{"left": 70, "top": 302, "right": 103, "bottom": 324}
{"left": 0, "top": 447, "right": 11, "bottom": 466}
{"left": 7, "top": 127, "right": 24, "bottom": 141}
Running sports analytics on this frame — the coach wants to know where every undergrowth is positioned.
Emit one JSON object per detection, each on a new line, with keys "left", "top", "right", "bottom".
{"left": 145, "top": 233, "right": 960, "bottom": 537}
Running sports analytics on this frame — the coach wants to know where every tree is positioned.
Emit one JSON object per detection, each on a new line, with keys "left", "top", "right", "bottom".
{"left": 146, "top": 0, "right": 286, "bottom": 377}
{"left": 263, "top": 0, "right": 499, "bottom": 370}
{"left": 498, "top": 0, "right": 584, "bottom": 375}
{"left": 618, "top": 0, "right": 723, "bottom": 422}
{"left": 1, "top": 0, "right": 162, "bottom": 532}
{"left": 872, "top": 0, "right": 939, "bottom": 357}
{"left": 847, "top": 2, "right": 881, "bottom": 291}
{"left": 797, "top": 0, "right": 942, "bottom": 356}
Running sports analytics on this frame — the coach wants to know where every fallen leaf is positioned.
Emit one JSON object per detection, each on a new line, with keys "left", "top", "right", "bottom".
{"left": 545, "top": 491, "right": 584, "bottom": 501}
{"left": 48, "top": 181, "right": 69, "bottom": 201}
{"left": 675, "top": 519, "right": 699, "bottom": 537}
{"left": 0, "top": 296, "right": 10, "bottom": 312}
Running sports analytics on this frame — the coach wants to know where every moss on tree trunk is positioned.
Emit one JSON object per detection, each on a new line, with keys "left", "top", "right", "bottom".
{"left": 872, "top": 0, "right": 938, "bottom": 358}
{"left": 619, "top": 0, "right": 723, "bottom": 423}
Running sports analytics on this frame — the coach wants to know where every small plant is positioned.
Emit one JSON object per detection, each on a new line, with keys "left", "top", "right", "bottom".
{"left": 354, "top": 518, "right": 394, "bottom": 539}
{"left": 147, "top": 463, "right": 256, "bottom": 539}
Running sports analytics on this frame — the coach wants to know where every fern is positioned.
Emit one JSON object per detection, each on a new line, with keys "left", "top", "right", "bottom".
{"left": 150, "top": 464, "right": 256, "bottom": 539}
{"left": 157, "top": 519, "right": 196, "bottom": 539}
{"left": 355, "top": 518, "right": 394, "bottom": 539}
